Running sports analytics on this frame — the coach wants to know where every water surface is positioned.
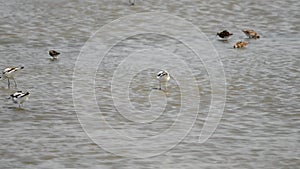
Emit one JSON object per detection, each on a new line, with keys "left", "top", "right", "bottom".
{"left": 0, "top": 0, "right": 299, "bottom": 168}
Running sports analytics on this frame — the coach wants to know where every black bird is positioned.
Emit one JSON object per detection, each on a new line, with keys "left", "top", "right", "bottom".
{"left": 49, "top": 50, "right": 60, "bottom": 60}
{"left": 217, "top": 30, "right": 233, "bottom": 40}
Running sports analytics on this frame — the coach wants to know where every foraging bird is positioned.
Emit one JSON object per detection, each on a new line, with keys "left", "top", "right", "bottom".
{"left": 129, "top": 0, "right": 135, "bottom": 6}
{"left": 242, "top": 29, "right": 260, "bottom": 39}
{"left": 49, "top": 50, "right": 60, "bottom": 60}
{"left": 233, "top": 41, "right": 248, "bottom": 48}
{"left": 217, "top": 30, "right": 233, "bottom": 40}
{"left": 1, "top": 66, "right": 24, "bottom": 88}
{"left": 9, "top": 91, "right": 30, "bottom": 108}
{"left": 156, "top": 70, "right": 170, "bottom": 90}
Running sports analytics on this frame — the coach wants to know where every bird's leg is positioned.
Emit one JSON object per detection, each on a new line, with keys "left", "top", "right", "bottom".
{"left": 7, "top": 78, "right": 10, "bottom": 88}
{"left": 159, "top": 82, "right": 161, "bottom": 90}
{"left": 12, "top": 78, "right": 17, "bottom": 88}
{"left": 165, "top": 82, "right": 168, "bottom": 91}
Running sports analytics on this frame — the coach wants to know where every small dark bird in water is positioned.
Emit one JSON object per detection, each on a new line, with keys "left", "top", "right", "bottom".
{"left": 233, "top": 41, "right": 248, "bottom": 48}
{"left": 129, "top": 0, "right": 135, "bottom": 6}
{"left": 242, "top": 29, "right": 260, "bottom": 39}
{"left": 49, "top": 50, "right": 60, "bottom": 60}
{"left": 217, "top": 30, "right": 233, "bottom": 40}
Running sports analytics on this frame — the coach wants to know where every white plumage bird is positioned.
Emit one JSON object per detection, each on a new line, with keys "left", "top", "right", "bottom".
{"left": 156, "top": 70, "right": 170, "bottom": 90}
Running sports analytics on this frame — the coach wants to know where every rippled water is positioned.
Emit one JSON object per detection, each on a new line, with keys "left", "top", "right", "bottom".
{"left": 1, "top": 0, "right": 299, "bottom": 168}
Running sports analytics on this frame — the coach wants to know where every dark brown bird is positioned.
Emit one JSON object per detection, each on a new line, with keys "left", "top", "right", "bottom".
{"left": 49, "top": 50, "right": 60, "bottom": 60}
{"left": 233, "top": 41, "right": 248, "bottom": 48}
{"left": 217, "top": 30, "right": 233, "bottom": 40}
{"left": 242, "top": 29, "right": 260, "bottom": 39}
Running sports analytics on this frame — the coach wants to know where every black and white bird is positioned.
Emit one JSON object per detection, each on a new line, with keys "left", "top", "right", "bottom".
{"left": 156, "top": 70, "right": 170, "bottom": 90}
{"left": 49, "top": 50, "right": 60, "bottom": 60}
{"left": 9, "top": 91, "right": 30, "bottom": 108}
{"left": 1, "top": 66, "right": 24, "bottom": 88}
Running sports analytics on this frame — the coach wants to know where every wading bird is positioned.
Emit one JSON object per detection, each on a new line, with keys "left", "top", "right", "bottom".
{"left": 1, "top": 66, "right": 24, "bottom": 88}
{"left": 233, "top": 41, "right": 248, "bottom": 48}
{"left": 8, "top": 91, "right": 30, "bottom": 108}
{"left": 242, "top": 29, "right": 260, "bottom": 39}
{"left": 156, "top": 70, "right": 170, "bottom": 90}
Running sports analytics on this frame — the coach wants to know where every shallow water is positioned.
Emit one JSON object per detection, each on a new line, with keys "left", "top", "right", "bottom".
{"left": 0, "top": 0, "right": 299, "bottom": 168}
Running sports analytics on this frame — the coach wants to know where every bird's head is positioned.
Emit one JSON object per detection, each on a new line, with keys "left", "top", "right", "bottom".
{"left": 129, "top": 0, "right": 135, "bottom": 5}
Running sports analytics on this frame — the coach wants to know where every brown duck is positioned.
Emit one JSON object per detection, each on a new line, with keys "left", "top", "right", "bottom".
{"left": 242, "top": 30, "right": 260, "bottom": 39}
{"left": 233, "top": 41, "right": 248, "bottom": 48}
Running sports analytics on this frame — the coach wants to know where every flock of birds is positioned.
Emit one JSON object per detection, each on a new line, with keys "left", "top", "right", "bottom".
{"left": 0, "top": 50, "right": 60, "bottom": 108}
{"left": 1, "top": 49, "right": 170, "bottom": 108}
{"left": 1, "top": 0, "right": 259, "bottom": 109}
{"left": 1, "top": 29, "right": 259, "bottom": 108}
{"left": 155, "top": 29, "right": 261, "bottom": 93}
{"left": 1, "top": 66, "right": 29, "bottom": 108}
{"left": 217, "top": 29, "right": 260, "bottom": 48}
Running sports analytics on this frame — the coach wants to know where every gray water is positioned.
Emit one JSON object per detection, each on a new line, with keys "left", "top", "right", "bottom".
{"left": 0, "top": 0, "right": 299, "bottom": 168}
